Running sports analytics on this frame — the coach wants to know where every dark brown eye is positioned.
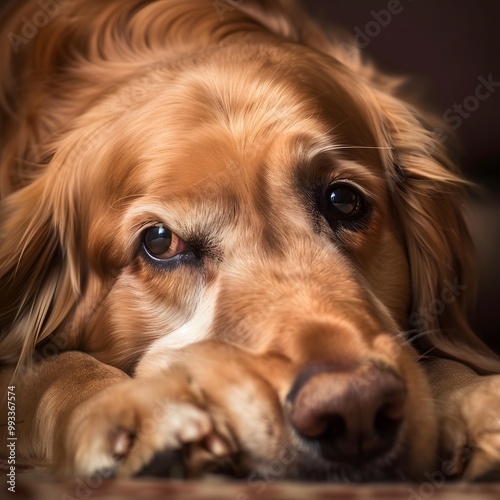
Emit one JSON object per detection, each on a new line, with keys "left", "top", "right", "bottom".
{"left": 143, "top": 224, "right": 188, "bottom": 259}
{"left": 321, "top": 183, "right": 367, "bottom": 231}
{"left": 327, "top": 184, "right": 362, "bottom": 218}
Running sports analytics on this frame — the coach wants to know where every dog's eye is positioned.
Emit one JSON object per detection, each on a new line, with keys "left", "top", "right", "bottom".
{"left": 322, "top": 183, "right": 365, "bottom": 228}
{"left": 327, "top": 185, "right": 362, "bottom": 217}
{"left": 143, "top": 225, "right": 188, "bottom": 259}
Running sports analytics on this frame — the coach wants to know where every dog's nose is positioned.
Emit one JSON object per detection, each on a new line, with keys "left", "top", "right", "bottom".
{"left": 287, "top": 365, "right": 406, "bottom": 463}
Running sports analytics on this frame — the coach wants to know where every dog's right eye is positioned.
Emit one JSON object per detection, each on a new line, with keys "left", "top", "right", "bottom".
{"left": 143, "top": 224, "right": 188, "bottom": 260}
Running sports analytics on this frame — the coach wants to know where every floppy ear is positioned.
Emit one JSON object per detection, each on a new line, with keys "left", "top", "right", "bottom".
{"left": 374, "top": 92, "right": 500, "bottom": 374}
{"left": 0, "top": 175, "right": 81, "bottom": 365}
{"left": 0, "top": 0, "right": 110, "bottom": 366}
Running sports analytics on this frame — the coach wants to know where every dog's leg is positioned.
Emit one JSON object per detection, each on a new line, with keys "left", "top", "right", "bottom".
{"left": 0, "top": 352, "right": 128, "bottom": 470}
{"left": 426, "top": 359, "right": 500, "bottom": 480}
{"left": 2, "top": 341, "right": 291, "bottom": 478}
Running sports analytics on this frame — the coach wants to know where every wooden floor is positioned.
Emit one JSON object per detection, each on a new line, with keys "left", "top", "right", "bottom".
{"left": 13, "top": 477, "right": 500, "bottom": 500}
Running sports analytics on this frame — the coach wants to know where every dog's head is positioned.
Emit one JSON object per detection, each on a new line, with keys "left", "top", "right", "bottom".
{"left": 1, "top": 0, "right": 499, "bottom": 481}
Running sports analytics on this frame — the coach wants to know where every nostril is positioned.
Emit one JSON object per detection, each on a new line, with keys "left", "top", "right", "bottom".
{"left": 321, "top": 415, "right": 346, "bottom": 442}
{"left": 317, "top": 416, "right": 348, "bottom": 462}
{"left": 374, "top": 403, "right": 403, "bottom": 441}
{"left": 373, "top": 404, "right": 404, "bottom": 458}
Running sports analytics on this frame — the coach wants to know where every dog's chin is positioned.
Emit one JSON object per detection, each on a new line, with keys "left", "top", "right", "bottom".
{"left": 296, "top": 456, "right": 409, "bottom": 483}
{"left": 137, "top": 442, "right": 411, "bottom": 482}
{"left": 284, "top": 441, "right": 411, "bottom": 482}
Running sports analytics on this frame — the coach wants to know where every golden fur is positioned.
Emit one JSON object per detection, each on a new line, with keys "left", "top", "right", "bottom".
{"left": 1, "top": 0, "right": 500, "bottom": 481}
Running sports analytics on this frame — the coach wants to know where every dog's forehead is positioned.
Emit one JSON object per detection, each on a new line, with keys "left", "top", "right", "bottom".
{"left": 118, "top": 51, "right": 383, "bottom": 197}
{"left": 87, "top": 47, "right": 386, "bottom": 244}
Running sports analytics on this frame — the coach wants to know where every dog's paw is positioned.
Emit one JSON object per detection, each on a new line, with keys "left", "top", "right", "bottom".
{"left": 54, "top": 341, "right": 291, "bottom": 478}
{"left": 439, "top": 374, "right": 500, "bottom": 480}
{"left": 55, "top": 366, "right": 236, "bottom": 477}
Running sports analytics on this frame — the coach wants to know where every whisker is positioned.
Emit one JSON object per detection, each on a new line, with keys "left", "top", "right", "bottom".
{"left": 331, "top": 145, "right": 394, "bottom": 150}
{"left": 400, "top": 329, "right": 444, "bottom": 345}
{"left": 314, "top": 144, "right": 393, "bottom": 153}
{"left": 417, "top": 345, "right": 441, "bottom": 361}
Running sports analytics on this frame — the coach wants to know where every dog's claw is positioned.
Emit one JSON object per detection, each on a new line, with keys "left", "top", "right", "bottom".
{"left": 112, "top": 428, "right": 135, "bottom": 460}
{"left": 204, "top": 433, "right": 231, "bottom": 457}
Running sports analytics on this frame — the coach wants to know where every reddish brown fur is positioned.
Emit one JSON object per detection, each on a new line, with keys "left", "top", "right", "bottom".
{"left": 1, "top": 0, "right": 500, "bottom": 481}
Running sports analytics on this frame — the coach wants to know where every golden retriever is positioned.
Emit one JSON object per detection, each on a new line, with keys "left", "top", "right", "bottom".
{"left": 1, "top": 0, "right": 500, "bottom": 482}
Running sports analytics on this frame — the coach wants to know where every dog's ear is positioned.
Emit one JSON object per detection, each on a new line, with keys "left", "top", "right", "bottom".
{"left": 376, "top": 93, "right": 500, "bottom": 374}
{"left": 0, "top": 174, "right": 82, "bottom": 365}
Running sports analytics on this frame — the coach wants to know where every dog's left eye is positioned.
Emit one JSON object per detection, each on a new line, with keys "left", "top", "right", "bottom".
{"left": 322, "top": 183, "right": 365, "bottom": 228}
{"left": 328, "top": 185, "right": 362, "bottom": 216}
{"left": 143, "top": 224, "right": 188, "bottom": 260}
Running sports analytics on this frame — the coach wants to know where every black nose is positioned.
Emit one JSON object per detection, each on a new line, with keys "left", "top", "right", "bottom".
{"left": 286, "top": 365, "right": 406, "bottom": 464}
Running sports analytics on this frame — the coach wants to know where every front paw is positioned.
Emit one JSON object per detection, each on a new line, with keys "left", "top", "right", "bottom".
{"left": 55, "top": 366, "right": 236, "bottom": 477}
{"left": 439, "top": 374, "right": 500, "bottom": 480}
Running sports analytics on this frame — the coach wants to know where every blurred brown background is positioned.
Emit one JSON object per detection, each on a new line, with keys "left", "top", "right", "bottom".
{"left": 302, "top": 0, "right": 500, "bottom": 353}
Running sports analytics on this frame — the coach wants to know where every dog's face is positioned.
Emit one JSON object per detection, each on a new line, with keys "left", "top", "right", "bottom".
{"left": 34, "top": 42, "right": 435, "bottom": 478}
{"left": 68, "top": 44, "right": 409, "bottom": 367}
{"left": 2, "top": 6, "right": 489, "bottom": 478}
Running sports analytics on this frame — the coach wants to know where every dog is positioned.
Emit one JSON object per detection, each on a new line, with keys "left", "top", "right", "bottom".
{"left": 1, "top": 0, "right": 500, "bottom": 482}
